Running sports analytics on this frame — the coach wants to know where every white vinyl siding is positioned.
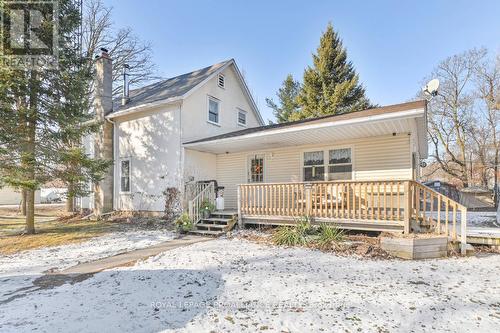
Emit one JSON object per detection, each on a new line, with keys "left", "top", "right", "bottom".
{"left": 215, "top": 134, "right": 412, "bottom": 209}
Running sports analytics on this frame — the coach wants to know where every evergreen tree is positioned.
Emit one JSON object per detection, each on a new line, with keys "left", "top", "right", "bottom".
{"left": 266, "top": 74, "right": 301, "bottom": 123}
{"left": 0, "top": 0, "right": 110, "bottom": 233}
{"left": 297, "top": 23, "right": 371, "bottom": 119}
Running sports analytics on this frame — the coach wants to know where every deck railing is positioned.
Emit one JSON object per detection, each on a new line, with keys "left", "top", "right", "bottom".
{"left": 410, "top": 181, "right": 467, "bottom": 247}
{"left": 188, "top": 182, "right": 215, "bottom": 224}
{"left": 238, "top": 180, "right": 467, "bottom": 250}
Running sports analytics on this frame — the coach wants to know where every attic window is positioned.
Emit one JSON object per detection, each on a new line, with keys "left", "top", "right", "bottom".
{"left": 218, "top": 74, "right": 225, "bottom": 88}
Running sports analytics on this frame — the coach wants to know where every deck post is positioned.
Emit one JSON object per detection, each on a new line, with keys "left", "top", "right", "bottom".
{"left": 460, "top": 206, "right": 467, "bottom": 255}
{"left": 403, "top": 181, "right": 411, "bottom": 234}
{"left": 305, "top": 183, "right": 312, "bottom": 217}
{"left": 237, "top": 185, "right": 242, "bottom": 228}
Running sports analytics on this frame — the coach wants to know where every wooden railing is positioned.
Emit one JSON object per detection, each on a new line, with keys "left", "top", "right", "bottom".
{"left": 239, "top": 180, "right": 408, "bottom": 222}
{"left": 410, "top": 181, "right": 467, "bottom": 245}
{"left": 238, "top": 180, "right": 467, "bottom": 250}
{"left": 188, "top": 182, "right": 215, "bottom": 224}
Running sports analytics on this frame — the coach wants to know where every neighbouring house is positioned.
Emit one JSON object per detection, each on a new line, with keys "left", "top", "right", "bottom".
{"left": 425, "top": 181, "right": 494, "bottom": 210}
{"left": 424, "top": 180, "right": 461, "bottom": 203}
{"left": 459, "top": 186, "right": 494, "bottom": 210}
{"left": 0, "top": 187, "right": 41, "bottom": 206}
{"left": 81, "top": 50, "right": 467, "bottom": 248}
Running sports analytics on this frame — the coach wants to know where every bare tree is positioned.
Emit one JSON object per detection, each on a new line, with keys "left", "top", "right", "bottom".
{"left": 82, "top": 0, "right": 158, "bottom": 97}
{"left": 474, "top": 53, "right": 500, "bottom": 205}
{"left": 425, "top": 48, "right": 486, "bottom": 188}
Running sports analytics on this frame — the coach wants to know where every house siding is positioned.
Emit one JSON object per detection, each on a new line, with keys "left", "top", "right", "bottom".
{"left": 216, "top": 134, "right": 412, "bottom": 209}
{"left": 181, "top": 65, "right": 262, "bottom": 143}
{"left": 114, "top": 103, "right": 182, "bottom": 211}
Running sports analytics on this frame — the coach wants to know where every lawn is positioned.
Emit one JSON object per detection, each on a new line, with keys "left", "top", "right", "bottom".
{"left": 0, "top": 205, "right": 118, "bottom": 254}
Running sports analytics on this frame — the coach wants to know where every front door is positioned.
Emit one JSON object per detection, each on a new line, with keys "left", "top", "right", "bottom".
{"left": 248, "top": 154, "right": 265, "bottom": 183}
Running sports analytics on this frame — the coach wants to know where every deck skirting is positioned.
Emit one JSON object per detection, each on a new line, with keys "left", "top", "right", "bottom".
{"left": 242, "top": 215, "right": 404, "bottom": 232}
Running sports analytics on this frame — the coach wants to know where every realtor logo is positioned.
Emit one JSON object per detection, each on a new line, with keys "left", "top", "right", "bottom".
{"left": 0, "top": 0, "right": 59, "bottom": 69}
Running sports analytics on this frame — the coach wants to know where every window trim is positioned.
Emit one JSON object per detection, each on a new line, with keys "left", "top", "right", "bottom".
{"left": 207, "top": 95, "right": 221, "bottom": 126}
{"left": 119, "top": 158, "right": 131, "bottom": 194}
{"left": 217, "top": 73, "right": 225, "bottom": 89}
{"left": 300, "top": 146, "right": 354, "bottom": 182}
{"left": 237, "top": 108, "right": 247, "bottom": 127}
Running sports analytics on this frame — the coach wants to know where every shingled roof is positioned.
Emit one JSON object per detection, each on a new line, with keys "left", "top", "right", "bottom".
{"left": 109, "top": 59, "right": 232, "bottom": 115}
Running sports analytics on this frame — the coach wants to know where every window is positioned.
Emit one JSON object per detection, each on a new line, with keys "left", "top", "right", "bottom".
{"left": 249, "top": 155, "right": 264, "bottom": 183}
{"left": 120, "top": 160, "right": 131, "bottom": 192}
{"left": 303, "top": 148, "right": 352, "bottom": 181}
{"left": 237, "top": 109, "right": 247, "bottom": 126}
{"left": 328, "top": 148, "right": 352, "bottom": 180}
{"left": 208, "top": 97, "right": 219, "bottom": 124}
{"left": 218, "top": 74, "right": 225, "bottom": 88}
{"left": 303, "top": 151, "right": 325, "bottom": 181}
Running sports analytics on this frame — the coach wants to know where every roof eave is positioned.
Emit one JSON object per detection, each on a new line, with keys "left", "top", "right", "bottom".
{"left": 106, "top": 97, "right": 183, "bottom": 120}
{"left": 184, "top": 107, "right": 426, "bottom": 148}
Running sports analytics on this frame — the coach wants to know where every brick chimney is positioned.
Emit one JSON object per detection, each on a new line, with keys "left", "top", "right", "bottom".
{"left": 94, "top": 48, "right": 114, "bottom": 215}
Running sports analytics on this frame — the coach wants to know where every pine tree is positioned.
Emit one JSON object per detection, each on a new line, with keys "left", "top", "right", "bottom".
{"left": 297, "top": 23, "right": 371, "bottom": 119}
{"left": 266, "top": 74, "right": 301, "bottom": 123}
{"left": 0, "top": 0, "right": 110, "bottom": 232}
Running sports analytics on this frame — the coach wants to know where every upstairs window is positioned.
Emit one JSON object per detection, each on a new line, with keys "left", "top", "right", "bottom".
{"left": 120, "top": 159, "right": 131, "bottom": 192}
{"left": 218, "top": 74, "right": 225, "bottom": 88}
{"left": 237, "top": 109, "right": 247, "bottom": 126}
{"left": 208, "top": 97, "right": 220, "bottom": 124}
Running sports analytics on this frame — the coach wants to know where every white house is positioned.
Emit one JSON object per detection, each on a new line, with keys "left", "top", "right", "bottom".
{"left": 82, "top": 50, "right": 263, "bottom": 213}
{"left": 84, "top": 50, "right": 466, "bottom": 245}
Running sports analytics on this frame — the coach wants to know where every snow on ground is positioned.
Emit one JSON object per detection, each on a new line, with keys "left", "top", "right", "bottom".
{"left": 1, "top": 238, "right": 498, "bottom": 333}
{"left": 0, "top": 229, "right": 175, "bottom": 300}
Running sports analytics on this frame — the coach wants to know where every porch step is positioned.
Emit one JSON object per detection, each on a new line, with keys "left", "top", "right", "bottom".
{"left": 190, "top": 210, "right": 238, "bottom": 236}
{"left": 189, "top": 229, "right": 225, "bottom": 236}
{"left": 211, "top": 210, "right": 238, "bottom": 217}
{"left": 203, "top": 217, "right": 233, "bottom": 223}
{"left": 196, "top": 223, "right": 226, "bottom": 230}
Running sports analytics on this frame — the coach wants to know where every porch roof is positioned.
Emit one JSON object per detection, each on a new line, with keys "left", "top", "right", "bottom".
{"left": 184, "top": 100, "right": 428, "bottom": 156}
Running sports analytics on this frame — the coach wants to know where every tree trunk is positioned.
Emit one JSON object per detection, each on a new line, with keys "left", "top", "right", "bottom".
{"left": 25, "top": 189, "right": 35, "bottom": 234}
{"left": 21, "top": 189, "right": 27, "bottom": 216}
{"left": 66, "top": 182, "right": 75, "bottom": 212}
{"left": 494, "top": 149, "right": 499, "bottom": 209}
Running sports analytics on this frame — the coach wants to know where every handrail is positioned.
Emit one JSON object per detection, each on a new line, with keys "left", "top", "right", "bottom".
{"left": 409, "top": 181, "right": 467, "bottom": 251}
{"left": 188, "top": 182, "right": 215, "bottom": 224}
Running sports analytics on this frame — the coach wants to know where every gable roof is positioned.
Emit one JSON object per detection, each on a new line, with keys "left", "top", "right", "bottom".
{"left": 184, "top": 100, "right": 427, "bottom": 144}
{"left": 107, "top": 59, "right": 264, "bottom": 124}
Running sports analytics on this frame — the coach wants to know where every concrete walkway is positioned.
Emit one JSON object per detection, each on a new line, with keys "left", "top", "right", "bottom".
{"left": 59, "top": 235, "right": 212, "bottom": 275}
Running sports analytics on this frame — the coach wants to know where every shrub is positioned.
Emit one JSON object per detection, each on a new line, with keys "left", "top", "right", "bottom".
{"left": 200, "top": 199, "right": 216, "bottom": 214}
{"left": 175, "top": 213, "right": 193, "bottom": 233}
{"left": 273, "top": 226, "right": 307, "bottom": 246}
{"left": 318, "top": 223, "right": 344, "bottom": 248}
{"left": 272, "top": 216, "right": 312, "bottom": 246}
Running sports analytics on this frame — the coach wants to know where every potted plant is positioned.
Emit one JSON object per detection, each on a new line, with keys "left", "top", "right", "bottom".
{"left": 175, "top": 213, "right": 193, "bottom": 233}
{"left": 200, "top": 199, "right": 216, "bottom": 218}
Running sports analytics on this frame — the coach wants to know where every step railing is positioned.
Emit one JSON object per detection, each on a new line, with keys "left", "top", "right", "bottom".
{"left": 409, "top": 181, "right": 467, "bottom": 245}
{"left": 188, "top": 182, "right": 215, "bottom": 224}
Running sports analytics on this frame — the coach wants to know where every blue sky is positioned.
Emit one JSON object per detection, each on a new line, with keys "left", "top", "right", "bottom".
{"left": 105, "top": 0, "right": 500, "bottom": 123}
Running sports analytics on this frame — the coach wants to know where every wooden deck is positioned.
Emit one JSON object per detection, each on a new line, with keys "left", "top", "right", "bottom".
{"left": 237, "top": 180, "right": 468, "bottom": 252}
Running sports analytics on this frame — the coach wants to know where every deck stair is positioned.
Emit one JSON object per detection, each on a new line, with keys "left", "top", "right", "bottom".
{"left": 190, "top": 210, "right": 238, "bottom": 236}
